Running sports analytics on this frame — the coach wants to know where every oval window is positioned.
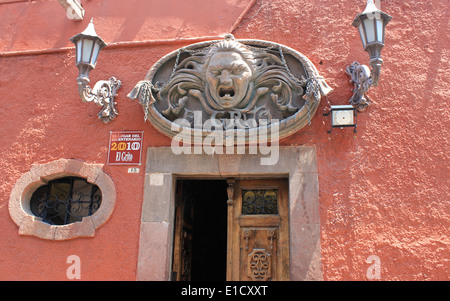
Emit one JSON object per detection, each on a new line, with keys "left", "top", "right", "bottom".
{"left": 30, "top": 177, "right": 102, "bottom": 225}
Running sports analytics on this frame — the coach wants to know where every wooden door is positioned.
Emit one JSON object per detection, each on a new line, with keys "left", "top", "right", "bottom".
{"left": 171, "top": 181, "right": 194, "bottom": 281}
{"left": 227, "top": 179, "right": 290, "bottom": 281}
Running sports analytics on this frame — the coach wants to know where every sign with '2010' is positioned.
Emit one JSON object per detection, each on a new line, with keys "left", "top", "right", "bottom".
{"left": 107, "top": 131, "right": 144, "bottom": 165}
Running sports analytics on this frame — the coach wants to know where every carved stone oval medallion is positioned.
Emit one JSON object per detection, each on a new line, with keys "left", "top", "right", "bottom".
{"left": 128, "top": 35, "right": 331, "bottom": 144}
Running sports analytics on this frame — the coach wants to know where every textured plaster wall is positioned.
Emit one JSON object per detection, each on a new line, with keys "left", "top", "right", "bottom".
{"left": 0, "top": 0, "right": 448, "bottom": 280}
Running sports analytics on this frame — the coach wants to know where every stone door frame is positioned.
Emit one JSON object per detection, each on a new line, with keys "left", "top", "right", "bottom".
{"left": 136, "top": 146, "right": 321, "bottom": 281}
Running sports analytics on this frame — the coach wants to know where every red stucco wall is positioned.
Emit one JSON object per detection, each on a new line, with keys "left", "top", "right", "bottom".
{"left": 0, "top": 0, "right": 448, "bottom": 280}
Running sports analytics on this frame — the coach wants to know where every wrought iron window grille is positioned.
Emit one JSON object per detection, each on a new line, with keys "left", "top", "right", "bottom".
{"left": 30, "top": 177, "right": 102, "bottom": 225}
{"left": 242, "top": 189, "right": 278, "bottom": 215}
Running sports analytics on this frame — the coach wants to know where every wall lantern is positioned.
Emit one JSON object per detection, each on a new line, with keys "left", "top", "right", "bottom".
{"left": 325, "top": 0, "right": 391, "bottom": 133}
{"left": 70, "top": 18, "right": 121, "bottom": 123}
{"left": 346, "top": 0, "right": 392, "bottom": 111}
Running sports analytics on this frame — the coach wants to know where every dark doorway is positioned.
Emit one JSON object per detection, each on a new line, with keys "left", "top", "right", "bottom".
{"left": 172, "top": 179, "right": 228, "bottom": 281}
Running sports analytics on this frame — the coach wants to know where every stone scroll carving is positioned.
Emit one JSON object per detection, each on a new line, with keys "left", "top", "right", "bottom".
{"left": 128, "top": 35, "right": 331, "bottom": 144}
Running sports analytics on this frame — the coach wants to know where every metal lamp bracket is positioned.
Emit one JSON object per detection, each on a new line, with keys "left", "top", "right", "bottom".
{"left": 77, "top": 76, "right": 122, "bottom": 124}
{"left": 345, "top": 61, "right": 375, "bottom": 112}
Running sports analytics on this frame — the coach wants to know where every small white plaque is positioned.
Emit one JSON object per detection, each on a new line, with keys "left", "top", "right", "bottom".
{"left": 149, "top": 173, "right": 164, "bottom": 186}
{"left": 128, "top": 167, "right": 140, "bottom": 173}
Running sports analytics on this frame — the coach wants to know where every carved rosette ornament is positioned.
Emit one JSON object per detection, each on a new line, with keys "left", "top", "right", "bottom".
{"left": 128, "top": 35, "right": 331, "bottom": 143}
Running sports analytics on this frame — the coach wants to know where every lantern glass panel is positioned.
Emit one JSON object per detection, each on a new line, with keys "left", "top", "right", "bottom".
{"left": 358, "top": 24, "right": 367, "bottom": 48}
{"left": 363, "top": 18, "right": 375, "bottom": 43}
{"left": 376, "top": 18, "right": 384, "bottom": 43}
{"left": 76, "top": 40, "right": 82, "bottom": 64}
{"left": 81, "top": 39, "right": 94, "bottom": 63}
{"left": 91, "top": 42, "right": 101, "bottom": 66}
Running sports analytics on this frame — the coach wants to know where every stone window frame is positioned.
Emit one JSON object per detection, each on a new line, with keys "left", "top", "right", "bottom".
{"left": 136, "top": 146, "right": 321, "bottom": 281}
{"left": 9, "top": 159, "right": 116, "bottom": 240}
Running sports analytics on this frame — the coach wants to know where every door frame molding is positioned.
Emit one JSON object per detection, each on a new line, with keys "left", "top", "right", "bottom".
{"left": 136, "top": 146, "right": 321, "bottom": 281}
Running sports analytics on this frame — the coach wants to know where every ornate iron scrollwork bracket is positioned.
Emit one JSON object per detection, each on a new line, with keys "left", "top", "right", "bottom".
{"left": 77, "top": 76, "right": 122, "bottom": 123}
{"left": 345, "top": 60, "right": 381, "bottom": 112}
{"left": 345, "top": 61, "right": 373, "bottom": 112}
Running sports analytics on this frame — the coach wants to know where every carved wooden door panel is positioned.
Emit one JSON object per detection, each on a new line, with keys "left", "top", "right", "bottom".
{"left": 227, "top": 179, "right": 290, "bottom": 281}
{"left": 172, "top": 181, "right": 194, "bottom": 281}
